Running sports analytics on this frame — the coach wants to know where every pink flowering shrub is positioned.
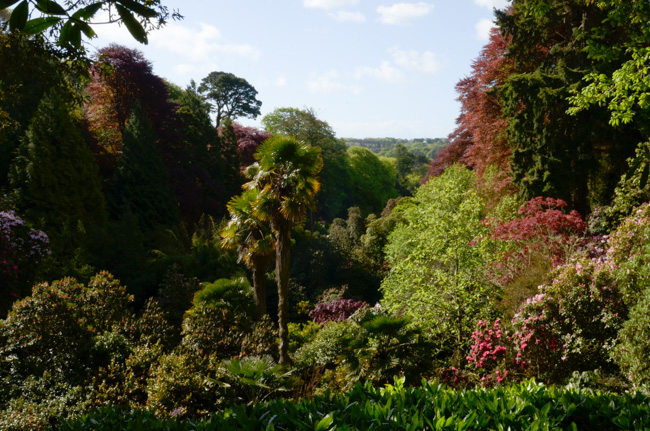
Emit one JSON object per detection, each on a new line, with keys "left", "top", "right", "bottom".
{"left": 605, "top": 202, "right": 650, "bottom": 307}
{"left": 511, "top": 259, "right": 625, "bottom": 383}
{"left": 466, "top": 318, "right": 511, "bottom": 385}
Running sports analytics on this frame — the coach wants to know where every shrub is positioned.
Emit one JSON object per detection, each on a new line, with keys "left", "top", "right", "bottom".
{"left": 308, "top": 297, "right": 367, "bottom": 324}
{"left": 511, "top": 259, "right": 625, "bottom": 383}
{"left": 614, "top": 285, "right": 650, "bottom": 392}
{"left": 466, "top": 318, "right": 511, "bottom": 385}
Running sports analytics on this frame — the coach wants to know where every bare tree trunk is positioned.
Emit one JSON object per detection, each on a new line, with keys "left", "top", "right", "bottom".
{"left": 275, "top": 220, "right": 292, "bottom": 364}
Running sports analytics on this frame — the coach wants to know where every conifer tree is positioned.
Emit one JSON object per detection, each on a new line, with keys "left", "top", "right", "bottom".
{"left": 9, "top": 90, "right": 107, "bottom": 232}
{"left": 109, "top": 102, "right": 179, "bottom": 230}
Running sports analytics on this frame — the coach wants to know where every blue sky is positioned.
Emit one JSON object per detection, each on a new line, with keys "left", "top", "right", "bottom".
{"left": 90, "top": 0, "right": 509, "bottom": 139}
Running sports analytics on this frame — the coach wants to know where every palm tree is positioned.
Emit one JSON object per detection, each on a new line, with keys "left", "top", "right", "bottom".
{"left": 244, "top": 135, "right": 323, "bottom": 363}
{"left": 221, "top": 189, "right": 275, "bottom": 318}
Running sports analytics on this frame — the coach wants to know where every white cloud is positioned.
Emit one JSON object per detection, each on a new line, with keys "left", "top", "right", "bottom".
{"left": 376, "top": 2, "right": 433, "bottom": 26}
{"left": 389, "top": 46, "right": 441, "bottom": 75}
{"left": 474, "top": 0, "right": 509, "bottom": 10}
{"left": 274, "top": 76, "right": 288, "bottom": 87}
{"left": 329, "top": 10, "right": 366, "bottom": 22}
{"left": 304, "top": 0, "right": 359, "bottom": 9}
{"left": 475, "top": 18, "right": 494, "bottom": 40}
{"left": 354, "top": 61, "right": 405, "bottom": 83}
{"left": 307, "top": 71, "right": 361, "bottom": 95}
{"left": 149, "top": 23, "right": 261, "bottom": 62}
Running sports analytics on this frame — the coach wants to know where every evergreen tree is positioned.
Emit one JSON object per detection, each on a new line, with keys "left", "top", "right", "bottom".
{"left": 9, "top": 90, "right": 107, "bottom": 232}
{"left": 109, "top": 102, "right": 179, "bottom": 230}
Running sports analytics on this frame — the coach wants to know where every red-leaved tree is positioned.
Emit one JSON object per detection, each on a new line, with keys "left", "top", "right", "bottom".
{"left": 423, "top": 27, "right": 513, "bottom": 193}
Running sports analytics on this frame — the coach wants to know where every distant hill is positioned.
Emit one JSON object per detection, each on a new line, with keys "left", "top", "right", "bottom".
{"left": 343, "top": 137, "right": 449, "bottom": 160}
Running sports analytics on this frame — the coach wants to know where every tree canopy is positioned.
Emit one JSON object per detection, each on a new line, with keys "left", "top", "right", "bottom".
{"left": 198, "top": 71, "right": 261, "bottom": 127}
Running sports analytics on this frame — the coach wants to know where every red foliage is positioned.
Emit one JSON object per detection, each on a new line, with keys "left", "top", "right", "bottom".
{"left": 224, "top": 122, "right": 272, "bottom": 168}
{"left": 489, "top": 197, "right": 587, "bottom": 281}
{"left": 423, "top": 28, "right": 513, "bottom": 191}
{"left": 85, "top": 44, "right": 179, "bottom": 156}
{"left": 308, "top": 298, "right": 367, "bottom": 324}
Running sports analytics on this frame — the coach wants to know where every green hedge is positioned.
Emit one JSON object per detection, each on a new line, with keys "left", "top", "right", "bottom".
{"left": 60, "top": 379, "right": 650, "bottom": 430}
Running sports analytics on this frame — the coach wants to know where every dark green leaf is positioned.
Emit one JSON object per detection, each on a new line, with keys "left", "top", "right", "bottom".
{"left": 35, "top": 0, "right": 66, "bottom": 15}
{"left": 9, "top": 0, "right": 28, "bottom": 31}
{"left": 0, "top": 0, "right": 21, "bottom": 9}
{"left": 115, "top": 4, "right": 147, "bottom": 44}
{"left": 75, "top": 20, "right": 95, "bottom": 38}
{"left": 22, "top": 16, "right": 61, "bottom": 34}
{"left": 118, "top": 0, "right": 158, "bottom": 18}
{"left": 71, "top": 3, "right": 102, "bottom": 20}
{"left": 640, "top": 163, "right": 649, "bottom": 189}
{"left": 626, "top": 157, "right": 643, "bottom": 181}
{"left": 59, "top": 20, "right": 73, "bottom": 43}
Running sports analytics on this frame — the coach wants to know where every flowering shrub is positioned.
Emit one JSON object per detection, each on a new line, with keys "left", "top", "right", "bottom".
{"left": 466, "top": 318, "right": 510, "bottom": 385}
{"left": 511, "top": 259, "right": 625, "bottom": 383}
{"left": 606, "top": 202, "right": 650, "bottom": 307}
{"left": 0, "top": 210, "right": 50, "bottom": 312}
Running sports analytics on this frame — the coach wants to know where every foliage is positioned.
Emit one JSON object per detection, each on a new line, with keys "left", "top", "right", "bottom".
{"left": 0, "top": 210, "right": 49, "bottom": 313}
{"left": 0, "top": 0, "right": 181, "bottom": 48}
{"left": 230, "top": 121, "right": 272, "bottom": 168}
{"left": 346, "top": 146, "right": 398, "bottom": 215}
{"left": 262, "top": 107, "right": 351, "bottom": 220}
{"left": 9, "top": 89, "right": 107, "bottom": 233}
{"left": 381, "top": 165, "right": 497, "bottom": 359}
{"left": 308, "top": 298, "right": 367, "bottom": 324}
{"left": 488, "top": 197, "right": 587, "bottom": 288}
{"left": 108, "top": 102, "right": 179, "bottom": 230}
{"left": 198, "top": 71, "right": 261, "bottom": 127}
{"left": 511, "top": 259, "right": 625, "bottom": 384}
{"left": 243, "top": 135, "right": 323, "bottom": 363}
{"left": 614, "top": 285, "right": 650, "bottom": 393}
{"left": 344, "top": 137, "right": 448, "bottom": 160}
{"left": 146, "top": 352, "right": 228, "bottom": 419}
{"left": 221, "top": 189, "right": 274, "bottom": 317}
{"left": 466, "top": 318, "right": 510, "bottom": 386}
{"left": 61, "top": 379, "right": 650, "bottom": 430}
{"left": 223, "top": 355, "right": 293, "bottom": 405}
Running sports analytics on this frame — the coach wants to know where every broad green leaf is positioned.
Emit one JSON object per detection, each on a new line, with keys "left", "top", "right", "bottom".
{"left": 59, "top": 20, "right": 80, "bottom": 46}
{"left": 0, "top": 0, "right": 21, "bottom": 9}
{"left": 75, "top": 20, "right": 95, "bottom": 38}
{"left": 71, "top": 3, "right": 102, "bottom": 20}
{"left": 626, "top": 157, "right": 642, "bottom": 181}
{"left": 22, "top": 16, "right": 61, "bottom": 34}
{"left": 118, "top": 0, "right": 158, "bottom": 18}
{"left": 115, "top": 4, "right": 147, "bottom": 44}
{"left": 34, "top": 0, "right": 66, "bottom": 15}
{"left": 314, "top": 413, "right": 334, "bottom": 431}
{"left": 9, "top": 0, "right": 28, "bottom": 31}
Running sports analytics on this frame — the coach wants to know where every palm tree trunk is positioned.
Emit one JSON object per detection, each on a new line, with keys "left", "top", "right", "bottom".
{"left": 275, "top": 219, "right": 292, "bottom": 364}
{"left": 251, "top": 256, "right": 268, "bottom": 318}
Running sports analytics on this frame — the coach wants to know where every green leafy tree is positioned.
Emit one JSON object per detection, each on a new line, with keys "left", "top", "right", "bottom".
{"left": 244, "top": 136, "right": 323, "bottom": 363}
{"left": 9, "top": 90, "right": 107, "bottom": 232}
{"left": 198, "top": 71, "right": 261, "bottom": 127}
{"left": 381, "top": 165, "right": 497, "bottom": 362}
{"left": 221, "top": 189, "right": 275, "bottom": 318}
{"left": 262, "top": 107, "right": 352, "bottom": 220}
{"left": 108, "top": 102, "right": 179, "bottom": 230}
{"left": 0, "top": 0, "right": 181, "bottom": 48}
{"left": 347, "top": 146, "right": 398, "bottom": 215}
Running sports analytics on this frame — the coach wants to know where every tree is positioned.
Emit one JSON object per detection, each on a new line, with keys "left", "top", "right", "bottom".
{"left": 198, "top": 71, "right": 261, "bottom": 127}
{"left": 9, "top": 89, "right": 107, "bottom": 233}
{"left": 381, "top": 165, "right": 497, "bottom": 362}
{"left": 85, "top": 44, "right": 177, "bottom": 158}
{"left": 262, "top": 107, "right": 352, "bottom": 220}
{"left": 347, "top": 146, "right": 398, "bottom": 215}
{"left": 108, "top": 102, "right": 179, "bottom": 230}
{"left": 0, "top": 0, "right": 181, "bottom": 48}
{"left": 244, "top": 136, "right": 323, "bottom": 363}
{"left": 221, "top": 189, "right": 275, "bottom": 318}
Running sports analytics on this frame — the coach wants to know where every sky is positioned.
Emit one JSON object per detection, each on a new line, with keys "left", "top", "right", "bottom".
{"left": 90, "top": 0, "right": 510, "bottom": 140}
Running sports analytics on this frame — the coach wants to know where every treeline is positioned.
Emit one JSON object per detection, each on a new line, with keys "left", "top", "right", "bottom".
{"left": 345, "top": 137, "right": 448, "bottom": 159}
